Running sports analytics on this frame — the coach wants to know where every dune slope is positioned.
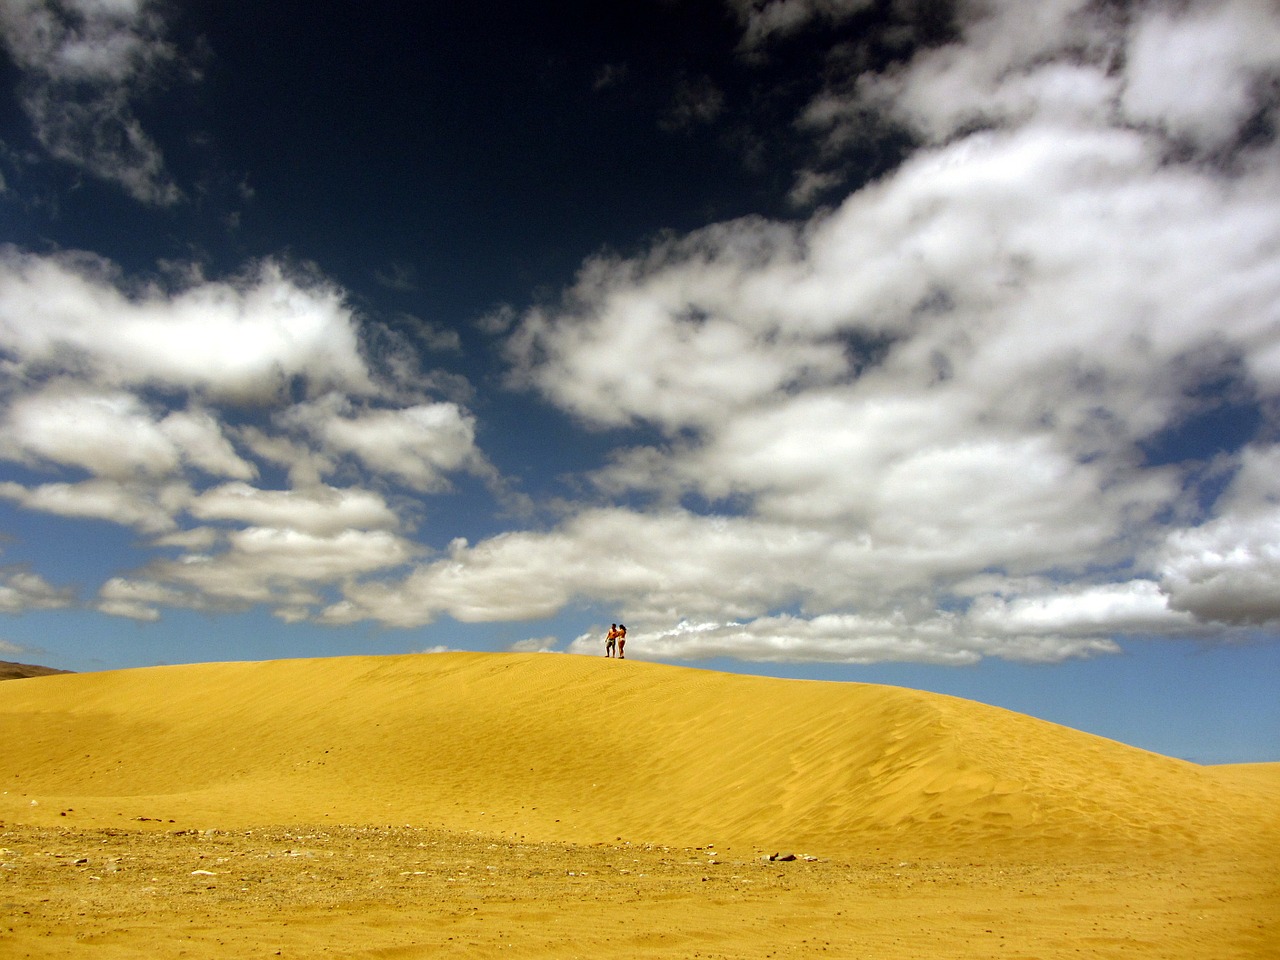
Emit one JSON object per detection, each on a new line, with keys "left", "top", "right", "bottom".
{"left": 1, "top": 652, "right": 1275, "bottom": 858}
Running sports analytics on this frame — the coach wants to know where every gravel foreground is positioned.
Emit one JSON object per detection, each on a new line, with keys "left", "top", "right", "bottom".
{"left": 3, "top": 821, "right": 1275, "bottom": 959}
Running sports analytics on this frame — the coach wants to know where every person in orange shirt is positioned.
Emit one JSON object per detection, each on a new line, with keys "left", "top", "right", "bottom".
{"left": 605, "top": 624, "right": 618, "bottom": 657}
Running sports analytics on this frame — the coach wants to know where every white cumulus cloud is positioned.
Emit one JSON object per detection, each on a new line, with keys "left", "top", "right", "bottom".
{"left": 281, "top": 396, "right": 492, "bottom": 493}
{"left": 189, "top": 483, "right": 400, "bottom": 537}
{"left": 0, "top": 478, "right": 189, "bottom": 533}
{"left": 0, "top": 249, "right": 376, "bottom": 403}
{"left": 1157, "top": 445, "right": 1280, "bottom": 626}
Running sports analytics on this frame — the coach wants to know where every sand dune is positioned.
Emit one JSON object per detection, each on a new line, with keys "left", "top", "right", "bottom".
{"left": 2, "top": 652, "right": 1275, "bottom": 854}
{"left": 2, "top": 653, "right": 1276, "bottom": 958}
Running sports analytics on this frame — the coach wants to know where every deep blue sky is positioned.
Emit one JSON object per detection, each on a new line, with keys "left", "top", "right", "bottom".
{"left": 2, "top": 0, "right": 1279, "bottom": 763}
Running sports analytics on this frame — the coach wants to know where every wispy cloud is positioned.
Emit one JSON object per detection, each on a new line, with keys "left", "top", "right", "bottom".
{"left": 729, "top": 0, "right": 875, "bottom": 55}
{"left": 0, "top": 636, "right": 46, "bottom": 659}
{"left": 0, "top": 0, "right": 184, "bottom": 204}
{"left": 660, "top": 74, "right": 726, "bottom": 133}
{"left": 509, "top": 636, "right": 559, "bottom": 653}
{"left": 0, "top": 567, "right": 75, "bottom": 614}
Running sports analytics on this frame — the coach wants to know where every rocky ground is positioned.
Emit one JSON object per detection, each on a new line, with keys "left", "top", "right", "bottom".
{"left": 0, "top": 663, "right": 72, "bottom": 682}
{"left": 3, "top": 821, "right": 1274, "bottom": 958}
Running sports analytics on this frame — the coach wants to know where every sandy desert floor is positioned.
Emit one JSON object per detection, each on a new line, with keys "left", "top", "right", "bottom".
{"left": 2, "top": 821, "right": 1277, "bottom": 958}
{"left": 1, "top": 653, "right": 1277, "bottom": 958}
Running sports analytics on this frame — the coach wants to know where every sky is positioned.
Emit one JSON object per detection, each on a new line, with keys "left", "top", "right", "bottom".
{"left": 1, "top": 0, "right": 1279, "bottom": 763}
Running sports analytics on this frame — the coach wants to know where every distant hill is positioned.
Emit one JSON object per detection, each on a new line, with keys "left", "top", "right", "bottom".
{"left": 0, "top": 660, "right": 73, "bottom": 681}
{"left": 0, "top": 652, "right": 1276, "bottom": 858}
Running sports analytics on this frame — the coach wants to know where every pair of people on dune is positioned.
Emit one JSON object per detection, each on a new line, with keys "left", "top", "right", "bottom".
{"left": 605, "top": 623, "right": 626, "bottom": 658}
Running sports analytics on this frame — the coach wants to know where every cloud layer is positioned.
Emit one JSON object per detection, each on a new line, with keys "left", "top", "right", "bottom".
{"left": 372, "top": 0, "right": 1280, "bottom": 662}
{"left": 0, "top": 246, "right": 488, "bottom": 622}
{"left": 2, "top": 0, "right": 1279, "bottom": 667}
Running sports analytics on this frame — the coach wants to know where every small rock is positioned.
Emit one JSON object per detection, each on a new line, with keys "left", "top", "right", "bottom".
{"left": 191, "top": 869, "right": 217, "bottom": 876}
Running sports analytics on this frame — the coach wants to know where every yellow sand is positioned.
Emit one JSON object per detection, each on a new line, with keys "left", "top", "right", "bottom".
{"left": 1, "top": 652, "right": 1276, "bottom": 958}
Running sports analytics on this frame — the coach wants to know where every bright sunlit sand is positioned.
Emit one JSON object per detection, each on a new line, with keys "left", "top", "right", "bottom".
{"left": 2, "top": 652, "right": 1277, "bottom": 958}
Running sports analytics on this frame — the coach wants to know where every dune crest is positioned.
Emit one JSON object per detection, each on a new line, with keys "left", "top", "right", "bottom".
{"left": 1, "top": 652, "right": 1275, "bottom": 858}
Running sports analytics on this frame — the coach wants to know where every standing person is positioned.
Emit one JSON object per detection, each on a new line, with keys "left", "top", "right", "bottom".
{"left": 617, "top": 624, "right": 626, "bottom": 659}
{"left": 605, "top": 624, "right": 617, "bottom": 657}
